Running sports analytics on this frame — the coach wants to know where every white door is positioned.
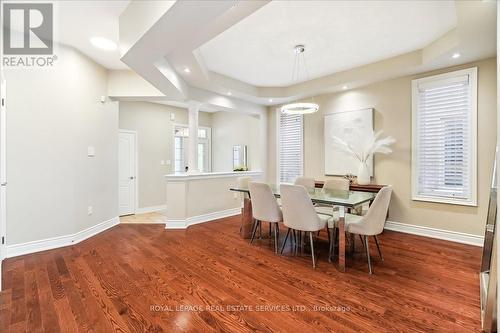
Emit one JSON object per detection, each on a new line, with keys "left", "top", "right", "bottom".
{"left": 0, "top": 77, "right": 6, "bottom": 290}
{"left": 119, "top": 131, "right": 136, "bottom": 216}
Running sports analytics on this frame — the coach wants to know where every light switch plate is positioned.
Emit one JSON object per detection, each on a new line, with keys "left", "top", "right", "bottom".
{"left": 166, "top": 160, "right": 171, "bottom": 165}
{"left": 170, "top": 113, "right": 175, "bottom": 121}
{"left": 87, "top": 146, "right": 95, "bottom": 157}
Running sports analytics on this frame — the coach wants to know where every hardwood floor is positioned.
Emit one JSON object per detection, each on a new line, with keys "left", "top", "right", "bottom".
{"left": 0, "top": 215, "right": 482, "bottom": 332}
{"left": 120, "top": 211, "right": 168, "bottom": 224}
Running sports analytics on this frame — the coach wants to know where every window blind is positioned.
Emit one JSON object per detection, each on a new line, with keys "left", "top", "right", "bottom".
{"left": 413, "top": 69, "right": 476, "bottom": 204}
{"left": 279, "top": 112, "right": 303, "bottom": 184}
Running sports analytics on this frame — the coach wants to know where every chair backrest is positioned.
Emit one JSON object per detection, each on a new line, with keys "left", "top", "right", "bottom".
{"left": 323, "top": 177, "right": 350, "bottom": 191}
{"left": 280, "top": 184, "right": 325, "bottom": 232}
{"left": 248, "top": 182, "right": 282, "bottom": 222}
{"left": 294, "top": 177, "right": 316, "bottom": 190}
{"left": 362, "top": 186, "right": 393, "bottom": 235}
{"left": 236, "top": 176, "right": 252, "bottom": 199}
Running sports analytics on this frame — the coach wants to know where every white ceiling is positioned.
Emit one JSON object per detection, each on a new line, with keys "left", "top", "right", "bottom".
{"left": 199, "top": 0, "right": 458, "bottom": 87}
{"left": 54, "top": 0, "right": 130, "bottom": 70}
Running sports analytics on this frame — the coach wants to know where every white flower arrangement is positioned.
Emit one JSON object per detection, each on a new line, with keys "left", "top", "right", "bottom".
{"left": 331, "top": 129, "right": 395, "bottom": 184}
{"left": 331, "top": 129, "right": 396, "bottom": 163}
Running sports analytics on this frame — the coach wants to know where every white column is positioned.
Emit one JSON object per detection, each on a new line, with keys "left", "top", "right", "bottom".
{"left": 259, "top": 110, "right": 268, "bottom": 181}
{"left": 187, "top": 101, "right": 200, "bottom": 174}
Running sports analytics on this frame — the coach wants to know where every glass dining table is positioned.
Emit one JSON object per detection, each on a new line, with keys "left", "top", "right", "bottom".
{"left": 229, "top": 185, "right": 376, "bottom": 272}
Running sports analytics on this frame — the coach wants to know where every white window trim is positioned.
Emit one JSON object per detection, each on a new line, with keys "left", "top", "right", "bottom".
{"left": 411, "top": 67, "right": 478, "bottom": 206}
{"left": 172, "top": 123, "right": 212, "bottom": 173}
{"left": 276, "top": 110, "right": 304, "bottom": 185}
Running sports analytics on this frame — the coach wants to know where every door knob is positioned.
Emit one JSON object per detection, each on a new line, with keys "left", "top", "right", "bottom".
{"left": 129, "top": 176, "right": 134, "bottom": 180}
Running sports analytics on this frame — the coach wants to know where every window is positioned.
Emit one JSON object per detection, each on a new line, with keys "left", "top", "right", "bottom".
{"left": 173, "top": 125, "right": 211, "bottom": 173}
{"left": 174, "top": 136, "right": 185, "bottom": 173}
{"left": 412, "top": 67, "right": 477, "bottom": 206}
{"left": 277, "top": 112, "right": 303, "bottom": 184}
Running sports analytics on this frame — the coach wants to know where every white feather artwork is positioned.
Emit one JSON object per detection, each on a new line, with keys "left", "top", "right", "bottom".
{"left": 331, "top": 130, "right": 396, "bottom": 164}
{"left": 324, "top": 108, "right": 395, "bottom": 184}
{"left": 324, "top": 108, "right": 374, "bottom": 176}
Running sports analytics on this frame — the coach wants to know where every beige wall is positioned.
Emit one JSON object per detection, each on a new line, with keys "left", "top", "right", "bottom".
{"left": 212, "top": 112, "right": 261, "bottom": 172}
{"left": 4, "top": 44, "right": 119, "bottom": 245}
{"left": 268, "top": 57, "right": 496, "bottom": 236}
{"left": 118, "top": 101, "right": 212, "bottom": 209}
{"left": 166, "top": 176, "right": 242, "bottom": 221}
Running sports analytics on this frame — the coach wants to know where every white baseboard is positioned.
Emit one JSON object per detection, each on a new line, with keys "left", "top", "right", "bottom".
{"left": 165, "top": 207, "right": 240, "bottom": 229}
{"left": 385, "top": 221, "right": 484, "bottom": 247}
{"left": 135, "top": 205, "right": 167, "bottom": 214}
{"left": 4, "top": 216, "right": 120, "bottom": 258}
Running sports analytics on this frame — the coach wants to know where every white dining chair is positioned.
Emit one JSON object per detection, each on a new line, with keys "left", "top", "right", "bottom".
{"left": 294, "top": 176, "right": 316, "bottom": 190}
{"left": 323, "top": 177, "right": 350, "bottom": 191}
{"left": 328, "top": 186, "right": 392, "bottom": 274}
{"left": 275, "top": 176, "right": 316, "bottom": 208}
{"left": 248, "top": 182, "right": 283, "bottom": 253}
{"left": 277, "top": 176, "right": 316, "bottom": 207}
{"left": 279, "top": 184, "right": 332, "bottom": 268}
{"left": 315, "top": 177, "right": 350, "bottom": 216}
{"left": 314, "top": 177, "right": 350, "bottom": 241}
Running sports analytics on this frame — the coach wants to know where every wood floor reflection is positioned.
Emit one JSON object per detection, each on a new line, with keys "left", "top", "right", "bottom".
{"left": 0, "top": 214, "right": 482, "bottom": 332}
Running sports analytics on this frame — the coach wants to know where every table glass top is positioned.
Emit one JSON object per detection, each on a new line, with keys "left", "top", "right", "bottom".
{"left": 230, "top": 185, "right": 376, "bottom": 207}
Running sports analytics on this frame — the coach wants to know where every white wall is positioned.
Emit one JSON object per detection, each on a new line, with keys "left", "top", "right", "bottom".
{"left": 118, "top": 101, "right": 212, "bottom": 209}
{"left": 4, "top": 44, "right": 119, "bottom": 245}
{"left": 211, "top": 111, "right": 261, "bottom": 172}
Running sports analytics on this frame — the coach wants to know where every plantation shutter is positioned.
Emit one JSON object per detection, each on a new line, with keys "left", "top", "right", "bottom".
{"left": 279, "top": 113, "right": 303, "bottom": 184}
{"left": 414, "top": 70, "right": 476, "bottom": 203}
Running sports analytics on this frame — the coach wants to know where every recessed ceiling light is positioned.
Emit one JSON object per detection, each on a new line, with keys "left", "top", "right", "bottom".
{"left": 342, "top": 85, "right": 348, "bottom": 90}
{"left": 452, "top": 53, "right": 460, "bottom": 59}
{"left": 183, "top": 67, "right": 191, "bottom": 73}
{"left": 269, "top": 99, "right": 273, "bottom": 102}
{"left": 227, "top": 91, "right": 232, "bottom": 96}
{"left": 90, "top": 37, "right": 117, "bottom": 51}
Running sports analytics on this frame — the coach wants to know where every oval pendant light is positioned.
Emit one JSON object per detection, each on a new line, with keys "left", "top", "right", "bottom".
{"left": 281, "top": 45, "right": 319, "bottom": 115}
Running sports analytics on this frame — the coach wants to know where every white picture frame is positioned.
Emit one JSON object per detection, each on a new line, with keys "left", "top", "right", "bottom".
{"left": 324, "top": 108, "right": 374, "bottom": 176}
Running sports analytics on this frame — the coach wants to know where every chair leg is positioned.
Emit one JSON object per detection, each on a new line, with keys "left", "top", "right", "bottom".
{"left": 334, "top": 228, "right": 339, "bottom": 256}
{"left": 364, "top": 235, "right": 372, "bottom": 274}
{"left": 309, "top": 232, "right": 316, "bottom": 268}
{"left": 328, "top": 228, "right": 334, "bottom": 262}
{"left": 297, "top": 230, "right": 302, "bottom": 256}
{"left": 269, "top": 222, "right": 272, "bottom": 237}
{"left": 250, "top": 220, "right": 259, "bottom": 244}
{"left": 280, "top": 228, "right": 291, "bottom": 254}
{"left": 299, "top": 231, "right": 307, "bottom": 256}
{"left": 374, "top": 235, "right": 384, "bottom": 261}
{"left": 292, "top": 229, "right": 296, "bottom": 255}
{"left": 359, "top": 235, "right": 365, "bottom": 250}
{"left": 273, "top": 223, "right": 278, "bottom": 254}
{"left": 327, "top": 227, "right": 331, "bottom": 243}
